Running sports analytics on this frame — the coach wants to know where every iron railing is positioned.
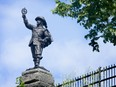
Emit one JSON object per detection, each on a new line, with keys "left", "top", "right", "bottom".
{"left": 56, "top": 64, "right": 116, "bottom": 87}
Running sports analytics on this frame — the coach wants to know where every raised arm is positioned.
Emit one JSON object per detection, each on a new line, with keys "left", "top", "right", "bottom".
{"left": 22, "top": 14, "right": 34, "bottom": 30}
{"left": 21, "top": 8, "right": 34, "bottom": 30}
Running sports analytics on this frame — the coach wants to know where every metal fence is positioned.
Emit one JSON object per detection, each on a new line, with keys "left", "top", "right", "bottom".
{"left": 56, "top": 64, "right": 116, "bottom": 87}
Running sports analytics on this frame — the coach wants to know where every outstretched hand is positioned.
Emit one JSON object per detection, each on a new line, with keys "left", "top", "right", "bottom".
{"left": 21, "top": 8, "right": 27, "bottom": 19}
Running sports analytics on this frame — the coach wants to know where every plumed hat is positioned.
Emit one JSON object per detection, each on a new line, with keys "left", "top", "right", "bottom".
{"left": 35, "top": 16, "right": 47, "bottom": 28}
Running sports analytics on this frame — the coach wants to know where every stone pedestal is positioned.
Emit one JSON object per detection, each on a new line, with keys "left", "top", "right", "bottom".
{"left": 21, "top": 67, "right": 55, "bottom": 87}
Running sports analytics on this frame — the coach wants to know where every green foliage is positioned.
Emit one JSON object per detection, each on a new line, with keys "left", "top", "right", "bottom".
{"left": 52, "top": 0, "right": 116, "bottom": 52}
{"left": 16, "top": 77, "right": 25, "bottom": 87}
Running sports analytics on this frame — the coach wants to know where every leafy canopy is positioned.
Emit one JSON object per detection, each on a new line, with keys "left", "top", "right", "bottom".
{"left": 52, "top": 0, "right": 116, "bottom": 52}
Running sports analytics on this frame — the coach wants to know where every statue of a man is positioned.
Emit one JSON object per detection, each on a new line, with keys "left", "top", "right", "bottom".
{"left": 21, "top": 8, "right": 53, "bottom": 68}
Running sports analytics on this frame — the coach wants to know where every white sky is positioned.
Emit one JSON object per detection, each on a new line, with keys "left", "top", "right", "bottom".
{"left": 0, "top": 0, "right": 116, "bottom": 87}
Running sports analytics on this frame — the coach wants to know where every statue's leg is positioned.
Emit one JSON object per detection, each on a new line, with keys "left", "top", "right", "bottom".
{"left": 30, "top": 45, "right": 35, "bottom": 58}
{"left": 35, "top": 44, "right": 43, "bottom": 58}
{"left": 33, "top": 57, "right": 39, "bottom": 68}
{"left": 30, "top": 43, "right": 43, "bottom": 68}
{"left": 30, "top": 45, "right": 39, "bottom": 68}
{"left": 34, "top": 45, "right": 43, "bottom": 68}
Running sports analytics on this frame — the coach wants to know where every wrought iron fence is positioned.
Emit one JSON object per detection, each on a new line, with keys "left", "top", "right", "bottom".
{"left": 56, "top": 64, "right": 116, "bottom": 87}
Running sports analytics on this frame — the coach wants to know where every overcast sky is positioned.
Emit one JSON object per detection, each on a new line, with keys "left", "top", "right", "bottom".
{"left": 0, "top": 0, "right": 116, "bottom": 87}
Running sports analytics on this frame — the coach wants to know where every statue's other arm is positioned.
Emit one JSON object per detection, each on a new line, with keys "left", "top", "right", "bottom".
{"left": 22, "top": 14, "right": 34, "bottom": 30}
{"left": 44, "top": 29, "right": 53, "bottom": 42}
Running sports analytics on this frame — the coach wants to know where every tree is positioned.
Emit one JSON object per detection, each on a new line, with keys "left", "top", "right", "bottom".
{"left": 52, "top": 0, "right": 116, "bottom": 52}
{"left": 16, "top": 77, "right": 25, "bottom": 87}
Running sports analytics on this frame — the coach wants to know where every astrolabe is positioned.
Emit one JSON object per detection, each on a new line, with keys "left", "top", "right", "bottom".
{"left": 21, "top": 8, "right": 27, "bottom": 15}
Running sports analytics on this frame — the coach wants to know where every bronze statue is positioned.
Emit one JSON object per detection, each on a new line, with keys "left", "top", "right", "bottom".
{"left": 21, "top": 8, "right": 53, "bottom": 68}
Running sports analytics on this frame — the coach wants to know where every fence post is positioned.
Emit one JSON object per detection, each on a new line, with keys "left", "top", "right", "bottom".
{"left": 98, "top": 67, "right": 101, "bottom": 87}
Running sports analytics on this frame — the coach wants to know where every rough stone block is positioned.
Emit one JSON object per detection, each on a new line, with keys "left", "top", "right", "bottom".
{"left": 21, "top": 67, "right": 54, "bottom": 87}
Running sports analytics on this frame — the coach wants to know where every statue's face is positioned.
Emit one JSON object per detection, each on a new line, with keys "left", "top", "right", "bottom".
{"left": 36, "top": 19, "right": 42, "bottom": 25}
{"left": 36, "top": 19, "right": 44, "bottom": 27}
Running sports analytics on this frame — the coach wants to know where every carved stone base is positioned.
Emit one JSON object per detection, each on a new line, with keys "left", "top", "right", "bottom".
{"left": 21, "top": 67, "right": 55, "bottom": 87}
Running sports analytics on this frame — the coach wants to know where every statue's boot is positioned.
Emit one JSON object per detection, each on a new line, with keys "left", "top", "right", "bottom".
{"left": 33, "top": 55, "right": 43, "bottom": 68}
{"left": 33, "top": 58, "right": 40, "bottom": 68}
